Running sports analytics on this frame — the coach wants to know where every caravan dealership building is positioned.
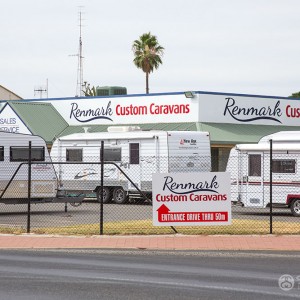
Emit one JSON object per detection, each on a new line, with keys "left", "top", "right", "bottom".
{"left": 1, "top": 90, "right": 300, "bottom": 171}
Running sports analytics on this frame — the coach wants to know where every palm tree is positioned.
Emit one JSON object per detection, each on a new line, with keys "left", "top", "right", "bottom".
{"left": 82, "top": 81, "right": 97, "bottom": 96}
{"left": 132, "top": 32, "right": 164, "bottom": 94}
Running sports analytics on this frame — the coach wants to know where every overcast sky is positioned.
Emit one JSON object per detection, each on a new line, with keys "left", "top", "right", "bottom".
{"left": 1, "top": 0, "right": 300, "bottom": 99}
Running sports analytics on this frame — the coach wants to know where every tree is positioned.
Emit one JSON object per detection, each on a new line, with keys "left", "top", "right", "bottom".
{"left": 132, "top": 32, "right": 164, "bottom": 94}
{"left": 289, "top": 91, "right": 300, "bottom": 98}
{"left": 82, "top": 81, "right": 97, "bottom": 97}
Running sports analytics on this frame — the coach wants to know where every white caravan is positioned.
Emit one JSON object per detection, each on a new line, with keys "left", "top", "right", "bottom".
{"left": 0, "top": 131, "right": 58, "bottom": 203}
{"left": 226, "top": 131, "right": 300, "bottom": 216}
{"left": 50, "top": 126, "right": 211, "bottom": 204}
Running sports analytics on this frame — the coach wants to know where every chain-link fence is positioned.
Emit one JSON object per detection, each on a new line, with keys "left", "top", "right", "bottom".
{"left": 0, "top": 148, "right": 299, "bottom": 235}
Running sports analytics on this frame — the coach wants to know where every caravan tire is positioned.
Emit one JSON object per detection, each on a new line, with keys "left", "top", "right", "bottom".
{"left": 113, "top": 187, "right": 128, "bottom": 204}
{"left": 291, "top": 199, "right": 300, "bottom": 217}
{"left": 102, "top": 187, "right": 112, "bottom": 204}
{"left": 95, "top": 187, "right": 112, "bottom": 204}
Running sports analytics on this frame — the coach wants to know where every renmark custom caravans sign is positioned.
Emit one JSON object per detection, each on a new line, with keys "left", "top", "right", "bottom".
{"left": 44, "top": 92, "right": 300, "bottom": 126}
{"left": 152, "top": 172, "right": 231, "bottom": 227}
{"left": 1, "top": 91, "right": 300, "bottom": 130}
{"left": 198, "top": 93, "right": 300, "bottom": 126}
{"left": 48, "top": 94, "right": 199, "bottom": 125}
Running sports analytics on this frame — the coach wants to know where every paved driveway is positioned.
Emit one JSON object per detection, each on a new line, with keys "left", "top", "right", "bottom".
{"left": 0, "top": 202, "right": 297, "bottom": 230}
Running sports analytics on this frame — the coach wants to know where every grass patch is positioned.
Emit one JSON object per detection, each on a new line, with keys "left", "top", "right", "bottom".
{"left": 0, "top": 227, "right": 26, "bottom": 235}
{"left": 30, "top": 219, "right": 300, "bottom": 236}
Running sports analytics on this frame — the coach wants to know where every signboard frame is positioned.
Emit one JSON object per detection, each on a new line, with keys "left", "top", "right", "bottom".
{"left": 152, "top": 172, "right": 231, "bottom": 226}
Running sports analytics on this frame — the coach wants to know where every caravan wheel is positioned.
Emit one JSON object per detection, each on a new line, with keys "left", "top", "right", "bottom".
{"left": 96, "top": 187, "right": 112, "bottom": 203}
{"left": 113, "top": 187, "right": 128, "bottom": 204}
{"left": 291, "top": 199, "right": 300, "bottom": 217}
{"left": 102, "top": 187, "right": 112, "bottom": 204}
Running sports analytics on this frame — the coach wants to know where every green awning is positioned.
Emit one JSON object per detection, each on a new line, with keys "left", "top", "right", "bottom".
{"left": 56, "top": 122, "right": 300, "bottom": 146}
{"left": 198, "top": 122, "right": 300, "bottom": 144}
{"left": 8, "top": 102, "right": 68, "bottom": 144}
{"left": 57, "top": 123, "right": 199, "bottom": 137}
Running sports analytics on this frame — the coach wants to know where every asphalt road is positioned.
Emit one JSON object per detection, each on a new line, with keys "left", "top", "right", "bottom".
{"left": 0, "top": 250, "right": 299, "bottom": 300}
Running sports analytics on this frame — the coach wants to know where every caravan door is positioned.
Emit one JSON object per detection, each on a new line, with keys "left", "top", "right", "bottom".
{"left": 126, "top": 143, "right": 142, "bottom": 190}
{"left": 241, "top": 152, "right": 265, "bottom": 207}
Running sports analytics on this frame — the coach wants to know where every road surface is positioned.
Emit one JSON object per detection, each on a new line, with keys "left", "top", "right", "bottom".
{"left": 0, "top": 249, "right": 299, "bottom": 300}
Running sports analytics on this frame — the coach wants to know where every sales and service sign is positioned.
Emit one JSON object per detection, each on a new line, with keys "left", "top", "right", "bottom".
{"left": 152, "top": 172, "right": 231, "bottom": 226}
{"left": 0, "top": 103, "right": 31, "bottom": 134}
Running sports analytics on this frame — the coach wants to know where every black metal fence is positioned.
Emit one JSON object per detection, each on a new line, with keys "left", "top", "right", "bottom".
{"left": 0, "top": 141, "right": 299, "bottom": 235}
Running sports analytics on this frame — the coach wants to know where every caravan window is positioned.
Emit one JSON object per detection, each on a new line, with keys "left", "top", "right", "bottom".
{"left": 272, "top": 159, "right": 296, "bottom": 173}
{"left": 0, "top": 147, "right": 3, "bottom": 161}
{"left": 102, "top": 148, "right": 121, "bottom": 162}
{"left": 10, "top": 147, "right": 45, "bottom": 162}
{"left": 129, "top": 143, "right": 139, "bottom": 164}
{"left": 66, "top": 149, "right": 83, "bottom": 161}
{"left": 248, "top": 154, "right": 261, "bottom": 176}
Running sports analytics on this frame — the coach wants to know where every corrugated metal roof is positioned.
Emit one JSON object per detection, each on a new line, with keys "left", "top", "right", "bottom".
{"left": 198, "top": 122, "right": 300, "bottom": 144}
{"left": 12, "top": 114, "right": 300, "bottom": 146}
{"left": 57, "top": 122, "right": 300, "bottom": 145}
{"left": 9, "top": 102, "right": 68, "bottom": 144}
{"left": 57, "top": 123, "right": 198, "bottom": 137}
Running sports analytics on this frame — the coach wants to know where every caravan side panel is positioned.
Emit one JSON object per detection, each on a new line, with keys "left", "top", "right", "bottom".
{"left": 0, "top": 132, "right": 57, "bottom": 200}
{"left": 167, "top": 131, "right": 211, "bottom": 173}
{"left": 226, "top": 148, "right": 241, "bottom": 202}
{"left": 50, "top": 130, "right": 212, "bottom": 196}
{"left": 51, "top": 136, "right": 135, "bottom": 192}
{"left": 137, "top": 132, "right": 169, "bottom": 191}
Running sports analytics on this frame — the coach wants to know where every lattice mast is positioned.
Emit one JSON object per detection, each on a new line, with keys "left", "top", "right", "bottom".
{"left": 70, "top": 8, "right": 84, "bottom": 97}
{"left": 76, "top": 10, "right": 84, "bottom": 97}
{"left": 34, "top": 79, "right": 48, "bottom": 98}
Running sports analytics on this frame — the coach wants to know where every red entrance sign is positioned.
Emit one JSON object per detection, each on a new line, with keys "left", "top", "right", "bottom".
{"left": 157, "top": 204, "right": 228, "bottom": 223}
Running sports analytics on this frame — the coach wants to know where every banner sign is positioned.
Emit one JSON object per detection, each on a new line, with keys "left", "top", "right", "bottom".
{"left": 152, "top": 172, "right": 231, "bottom": 226}
{"left": 43, "top": 92, "right": 300, "bottom": 126}
{"left": 3, "top": 91, "right": 300, "bottom": 128}
{"left": 198, "top": 94, "right": 300, "bottom": 126}
{"left": 45, "top": 94, "right": 199, "bottom": 125}
{"left": 0, "top": 103, "right": 31, "bottom": 134}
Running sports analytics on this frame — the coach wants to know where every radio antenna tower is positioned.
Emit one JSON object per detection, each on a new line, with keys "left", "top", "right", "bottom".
{"left": 34, "top": 79, "right": 48, "bottom": 98}
{"left": 70, "top": 8, "right": 84, "bottom": 97}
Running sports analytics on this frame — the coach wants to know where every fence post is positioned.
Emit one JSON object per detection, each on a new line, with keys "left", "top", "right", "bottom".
{"left": 100, "top": 141, "right": 104, "bottom": 235}
{"left": 269, "top": 139, "right": 273, "bottom": 234}
{"left": 27, "top": 141, "right": 32, "bottom": 234}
